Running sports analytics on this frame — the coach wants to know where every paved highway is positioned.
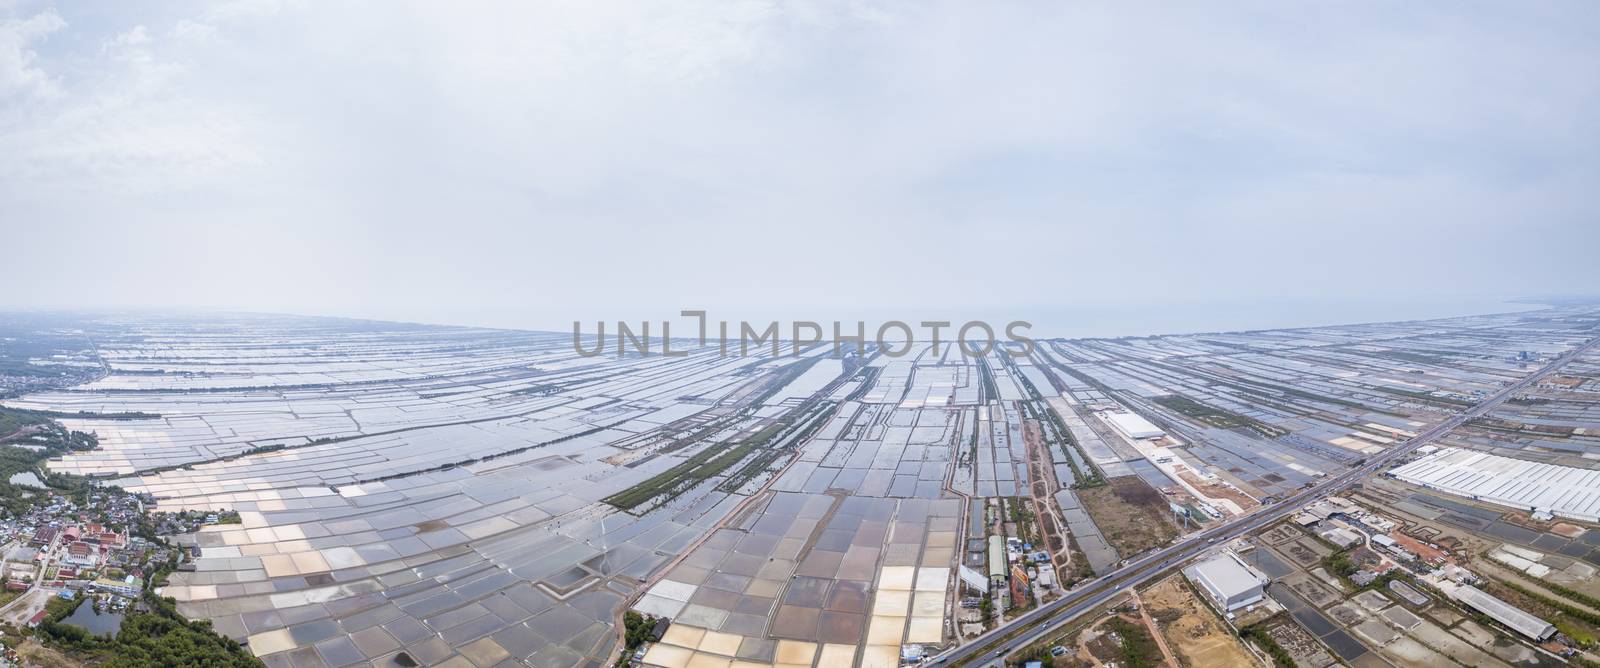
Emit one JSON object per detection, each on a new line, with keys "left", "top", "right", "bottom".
{"left": 943, "top": 335, "right": 1599, "bottom": 666}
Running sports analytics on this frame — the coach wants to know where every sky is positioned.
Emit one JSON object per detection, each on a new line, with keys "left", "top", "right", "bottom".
{"left": 3, "top": 1, "right": 1598, "bottom": 337}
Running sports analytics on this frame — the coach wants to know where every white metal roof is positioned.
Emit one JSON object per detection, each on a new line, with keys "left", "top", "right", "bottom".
{"left": 1390, "top": 447, "right": 1600, "bottom": 522}
{"left": 1183, "top": 551, "right": 1266, "bottom": 609}
{"left": 1451, "top": 585, "right": 1556, "bottom": 640}
{"left": 1105, "top": 411, "right": 1164, "bottom": 439}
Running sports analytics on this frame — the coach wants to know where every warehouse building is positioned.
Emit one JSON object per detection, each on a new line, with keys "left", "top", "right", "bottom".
{"left": 987, "top": 535, "right": 1007, "bottom": 585}
{"left": 1183, "top": 550, "right": 1269, "bottom": 612}
{"left": 1390, "top": 448, "right": 1600, "bottom": 522}
{"left": 1104, "top": 411, "right": 1165, "bottom": 440}
{"left": 1318, "top": 526, "right": 1362, "bottom": 549}
{"left": 1450, "top": 585, "right": 1556, "bottom": 641}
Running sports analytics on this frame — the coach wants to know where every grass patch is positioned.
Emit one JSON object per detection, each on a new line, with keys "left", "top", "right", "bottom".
{"left": 1151, "top": 394, "right": 1286, "bottom": 437}
{"left": 1371, "top": 386, "right": 1474, "bottom": 408}
{"left": 604, "top": 439, "right": 760, "bottom": 511}
{"left": 1494, "top": 576, "right": 1600, "bottom": 630}
{"left": 1369, "top": 350, "right": 1456, "bottom": 367}
{"left": 1078, "top": 477, "right": 1178, "bottom": 557}
{"left": 1108, "top": 618, "right": 1163, "bottom": 668}
{"left": 605, "top": 396, "right": 840, "bottom": 512}
{"left": 1239, "top": 623, "right": 1298, "bottom": 668}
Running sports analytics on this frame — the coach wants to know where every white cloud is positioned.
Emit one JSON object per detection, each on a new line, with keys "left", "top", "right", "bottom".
{"left": 1, "top": 11, "right": 259, "bottom": 195}
{"left": 170, "top": 20, "right": 217, "bottom": 43}
{"left": 0, "top": 9, "right": 64, "bottom": 98}
{"left": 0, "top": 1, "right": 1596, "bottom": 329}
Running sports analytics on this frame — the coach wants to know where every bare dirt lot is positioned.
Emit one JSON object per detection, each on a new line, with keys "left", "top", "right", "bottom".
{"left": 1143, "top": 576, "right": 1253, "bottom": 668}
{"left": 0, "top": 588, "right": 53, "bottom": 626}
{"left": 1283, "top": 572, "right": 1341, "bottom": 608}
{"left": 1079, "top": 476, "right": 1180, "bottom": 557}
{"left": 1265, "top": 619, "right": 1337, "bottom": 668}
{"left": 14, "top": 637, "right": 81, "bottom": 668}
{"left": 1078, "top": 613, "right": 1165, "bottom": 668}
{"left": 1176, "top": 468, "right": 1259, "bottom": 514}
{"left": 1282, "top": 537, "right": 1332, "bottom": 567}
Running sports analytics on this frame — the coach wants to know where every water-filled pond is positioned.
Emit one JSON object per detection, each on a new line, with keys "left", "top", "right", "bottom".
{"left": 62, "top": 603, "right": 124, "bottom": 637}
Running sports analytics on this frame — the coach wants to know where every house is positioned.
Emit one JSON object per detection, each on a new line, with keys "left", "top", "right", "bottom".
{"left": 91, "top": 578, "right": 140, "bottom": 598}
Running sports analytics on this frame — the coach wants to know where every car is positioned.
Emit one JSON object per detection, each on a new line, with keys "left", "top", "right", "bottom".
{"left": 1050, "top": 646, "right": 1068, "bottom": 657}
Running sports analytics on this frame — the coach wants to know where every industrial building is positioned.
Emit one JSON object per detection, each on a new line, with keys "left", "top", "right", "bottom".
{"left": 1318, "top": 526, "right": 1362, "bottom": 549}
{"left": 988, "top": 535, "right": 1006, "bottom": 585}
{"left": 1449, "top": 585, "right": 1556, "bottom": 641}
{"left": 958, "top": 565, "right": 988, "bottom": 593}
{"left": 1183, "top": 550, "right": 1269, "bottom": 612}
{"left": 1390, "top": 447, "right": 1600, "bottom": 522}
{"left": 1104, "top": 411, "right": 1164, "bottom": 440}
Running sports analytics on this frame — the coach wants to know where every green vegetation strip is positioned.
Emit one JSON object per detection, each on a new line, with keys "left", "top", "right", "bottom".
{"left": 1369, "top": 350, "right": 1457, "bottom": 366}
{"left": 976, "top": 358, "right": 1002, "bottom": 402}
{"left": 1007, "top": 356, "right": 1104, "bottom": 487}
{"left": 1238, "top": 623, "right": 1299, "bottom": 668}
{"left": 1020, "top": 398, "right": 1103, "bottom": 488}
{"left": 1496, "top": 573, "right": 1600, "bottom": 629}
{"left": 1487, "top": 556, "right": 1600, "bottom": 612}
{"left": 1, "top": 408, "right": 160, "bottom": 424}
{"left": 604, "top": 356, "right": 854, "bottom": 512}
{"left": 1370, "top": 386, "right": 1474, "bottom": 408}
{"left": 605, "top": 439, "right": 760, "bottom": 510}
{"left": 1151, "top": 394, "right": 1287, "bottom": 437}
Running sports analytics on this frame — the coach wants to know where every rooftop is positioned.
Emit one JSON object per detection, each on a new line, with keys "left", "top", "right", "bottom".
{"left": 1183, "top": 551, "right": 1267, "bottom": 610}
{"left": 1104, "top": 411, "right": 1164, "bottom": 440}
{"left": 1451, "top": 585, "right": 1556, "bottom": 640}
{"left": 1391, "top": 448, "right": 1600, "bottom": 522}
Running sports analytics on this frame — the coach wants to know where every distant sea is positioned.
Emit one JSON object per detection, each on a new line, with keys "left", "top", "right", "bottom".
{"left": 1019, "top": 297, "right": 1544, "bottom": 340}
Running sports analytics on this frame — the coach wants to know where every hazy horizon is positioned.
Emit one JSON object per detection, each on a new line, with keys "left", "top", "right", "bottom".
{"left": 0, "top": 294, "right": 1569, "bottom": 341}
